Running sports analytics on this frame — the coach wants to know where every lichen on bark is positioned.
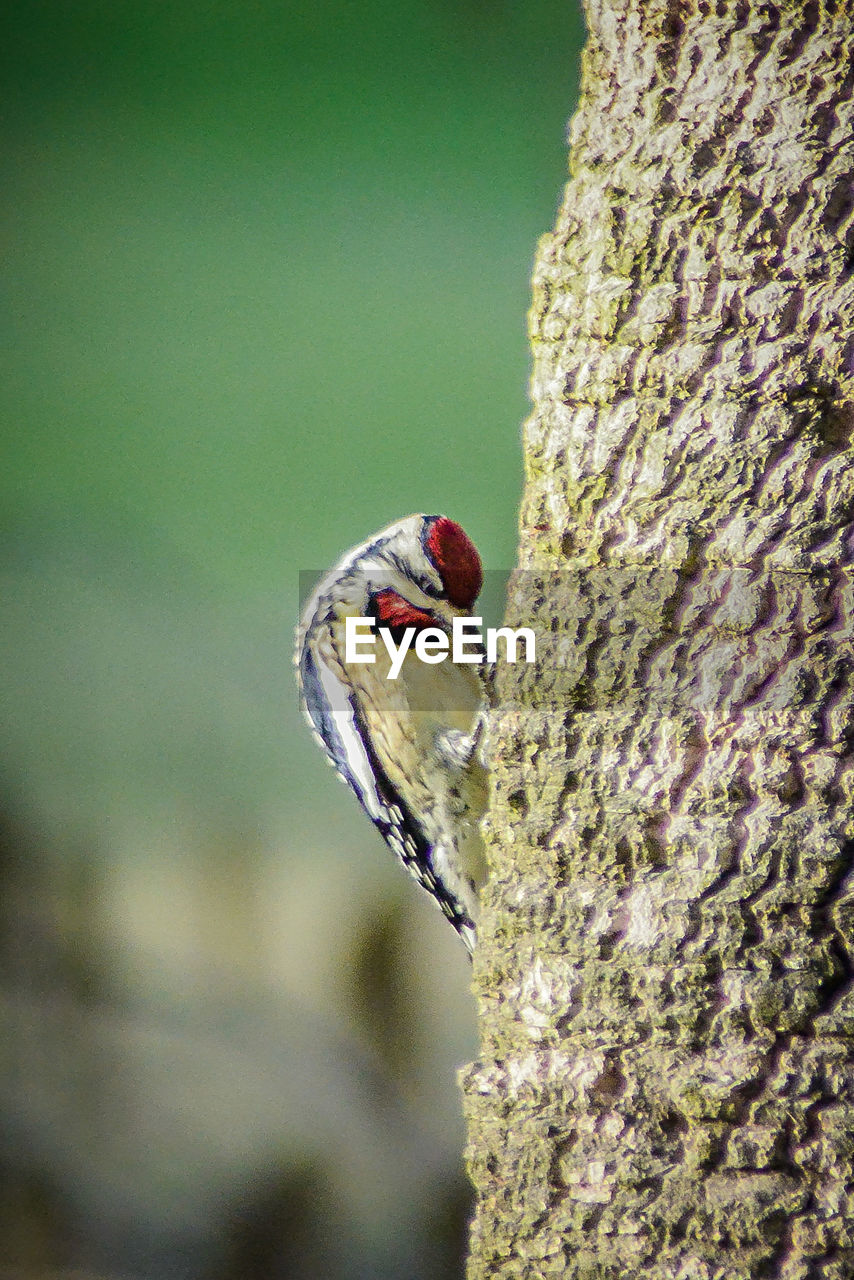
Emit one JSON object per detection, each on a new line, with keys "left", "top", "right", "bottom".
{"left": 464, "top": 2, "right": 854, "bottom": 1277}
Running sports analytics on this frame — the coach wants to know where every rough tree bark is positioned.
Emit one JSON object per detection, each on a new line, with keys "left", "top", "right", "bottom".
{"left": 462, "top": 2, "right": 854, "bottom": 1277}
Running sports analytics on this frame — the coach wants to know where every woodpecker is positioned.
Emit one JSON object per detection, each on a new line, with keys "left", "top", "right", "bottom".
{"left": 295, "top": 514, "right": 488, "bottom": 951}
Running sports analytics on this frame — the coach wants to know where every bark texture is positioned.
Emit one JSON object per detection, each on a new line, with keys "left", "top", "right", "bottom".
{"left": 464, "top": 2, "right": 854, "bottom": 1277}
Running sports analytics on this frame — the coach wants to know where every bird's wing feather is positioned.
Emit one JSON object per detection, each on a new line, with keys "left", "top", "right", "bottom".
{"left": 298, "top": 636, "right": 476, "bottom": 945}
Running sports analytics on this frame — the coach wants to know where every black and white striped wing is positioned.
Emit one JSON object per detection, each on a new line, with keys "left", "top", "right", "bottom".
{"left": 297, "top": 639, "right": 475, "bottom": 947}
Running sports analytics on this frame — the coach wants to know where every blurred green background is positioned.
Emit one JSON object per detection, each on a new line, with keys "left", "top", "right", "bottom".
{"left": 1, "top": 2, "right": 583, "bottom": 1276}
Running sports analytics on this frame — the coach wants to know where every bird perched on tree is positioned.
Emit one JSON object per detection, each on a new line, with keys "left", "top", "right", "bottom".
{"left": 295, "top": 514, "right": 488, "bottom": 951}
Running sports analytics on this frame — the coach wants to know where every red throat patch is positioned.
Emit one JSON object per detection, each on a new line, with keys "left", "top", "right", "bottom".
{"left": 372, "top": 588, "right": 438, "bottom": 632}
{"left": 424, "top": 517, "right": 482, "bottom": 609}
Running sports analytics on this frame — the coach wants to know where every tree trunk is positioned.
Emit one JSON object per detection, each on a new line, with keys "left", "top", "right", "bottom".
{"left": 463, "top": 2, "right": 854, "bottom": 1277}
